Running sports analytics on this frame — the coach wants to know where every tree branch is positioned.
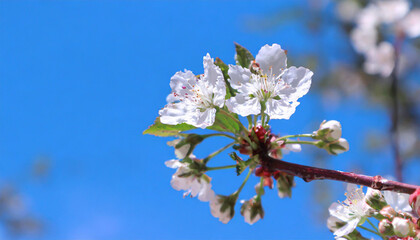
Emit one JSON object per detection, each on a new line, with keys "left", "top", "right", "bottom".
{"left": 263, "top": 154, "right": 419, "bottom": 194}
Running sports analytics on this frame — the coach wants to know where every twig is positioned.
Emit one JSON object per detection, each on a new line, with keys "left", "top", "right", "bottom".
{"left": 263, "top": 154, "right": 419, "bottom": 194}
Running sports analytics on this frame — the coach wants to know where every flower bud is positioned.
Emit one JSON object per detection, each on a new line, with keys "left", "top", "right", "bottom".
{"left": 378, "top": 219, "right": 394, "bottom": 236}
{"left": 315, "top": 120, "right": 342, "bottom": 141}
{"left": 327, "top": 138, "right": 349, "bottom": 155}
{"left": 274, "top": 172, "right": 295, "bottom": 198}
{"left": 380, "top": 205, "right": 397, "bottom": 219}
{"left": 392, "top": 217, "right": 416, "bottom": 237}
{"left": 409, "top": 188, "right": 420, "bottom": 216}
{"left": 210, "top": 194, "right": 237, "bottom": 224}
{"left": 240, "top": 196, "right": 264, "bottom": 225}
{"left": 365, "top": 188, "right": 387, "bottom": 210}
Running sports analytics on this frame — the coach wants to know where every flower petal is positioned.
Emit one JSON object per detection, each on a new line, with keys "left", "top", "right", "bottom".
{"left": 265, "top": 99, "right": 299, "bottom": 120}
{"left": 203, "top": 53, "right": 226, "bottom": 107}
{"left": 189, "top": 107, "right": 217, "bottom": 129}
{"left": 255, "top": 44, "right": 287, "bottom": 76}
{"left": 277, "top": 66, "right": 313, "bottom": 102}
{"left": 159, "top": 102, "right": 192, "bottom": 125}
{"left": 226, "top": 94, "right": 260, "bottom": 117}
{"left": 334, "top": 218, "right": 359, "bottom": 237}
{"left": 169, "top": 70, "right": 197, "bottom": 96}
{"left": 227, "top": 64, "right": 252, "bottom": 91}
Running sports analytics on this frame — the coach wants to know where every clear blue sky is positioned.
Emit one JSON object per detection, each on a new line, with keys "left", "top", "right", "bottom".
{"left": 1, "top": 1, "right": 418, "bottom": 240}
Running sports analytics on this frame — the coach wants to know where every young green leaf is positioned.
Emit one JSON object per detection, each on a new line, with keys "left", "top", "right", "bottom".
{"left": 215, "top": 57, "right": 236, "bottom": 98}
{"left": 143, "top": 117, "right": 196, "bottom": 137}
{"left": 207, "top": 110, "right": 241, "bottom": 134}
{"left": 234, "top": 42, "right": 255, "bottom": 68}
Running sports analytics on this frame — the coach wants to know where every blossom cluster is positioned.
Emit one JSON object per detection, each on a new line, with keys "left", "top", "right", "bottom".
{"left": 328, "top": 184, "right": 420, "bottom": 239}
{"left": 159, "top": 44, "right": 312, "bottom": 129}
{"left": 143, "top": 43, "right": 351, "bottom": 226}
{"left": 338, "top": 0, "right": 420, "bottom": 77}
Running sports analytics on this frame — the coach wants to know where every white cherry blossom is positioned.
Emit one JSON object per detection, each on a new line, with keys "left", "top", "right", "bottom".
{"left": 226, "top": 44, "right": 313, "bottom": 119}
{"left": 159, "top": 54, "right": 225, "bottom": 128}
{"left": 165, "top": 159, "right": 215, "bottom": 202}
{"left": 328, "top": 184, "right": 374, "bottom": 237}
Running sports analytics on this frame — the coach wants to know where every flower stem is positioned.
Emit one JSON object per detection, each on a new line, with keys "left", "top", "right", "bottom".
{"left": 206, "top": 164, "right": 236, "bottom": 171}
{"left": 247, "top": 116, "right": 253, "bottom": 129}
{"left": 236, "top": 169, "right": 253, "bottom": 195}
{"left": 203, "top": 142, "right": 235, "bottom": 163}
{"left": 203, "top": 133, "right": 237, "bottom": 140}
{"left": 285, "top": 140, "right": 317, "bottom": 145}
{"left": 366, "top": 219, "right": 380, "bottom": 233}
{"left": 358, "top": 225, "right": 384, "bottom": 239}
{"left": 278, "top": 134, "right": 314, "bottom": 140}
{"left": 256, "top": 177, "right": 264, "bottom": 200}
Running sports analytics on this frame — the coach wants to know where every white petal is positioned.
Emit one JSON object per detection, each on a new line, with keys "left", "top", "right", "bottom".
{"left": 203, "top": 53, "right": 226, "bottom": 107}
{"left": 227, "top": 64, "right": 252, "bottom": 91}
{"left": 226, "top": 94, "right": 260, "bottom": 117}
{"left": 255, "top": 44, "right": 287, "bottom": 76}
{"left": 169, "top": 70, "right": 197, "bottom": 95}
{"left": 265, "top": 99, "right": 299, "bottom": 120}
{"left": 334, "top": 218, "right": 359, "bottom": 237}
{"left": 187, "top": 107, "right": 217, "bottom": 129}
{"left": 278, "top": 66, "right": 313, "bottom": 102}
{"left": 329, "top": 202, "right": 352, "bottom": 222}
{"left": 383, "top": 191, "right": 411, "bottom": 213}
{"left": 159, "top": 102, "right": 193, "bottom": 125}
{"left": 198, "top": 182, "right": 215, "bottom": 202}
{"left": 165, "top": 159, "right": 183, "bottom": 168}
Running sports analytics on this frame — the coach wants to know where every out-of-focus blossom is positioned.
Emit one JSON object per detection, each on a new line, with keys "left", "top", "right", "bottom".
{"left": 377, "top": 0, "right": 409, "bottom": 24}
{"left": 397, "top": 9, "right": 420, "bottom": 38}
{"left": 350, "top": 27, "right": 377, "bottom": 54}
{"left": 363, "top": 42, "right": 395, "bottom": 77}
{"left": 336, "top": 0, "right": 361, "bottom": 22}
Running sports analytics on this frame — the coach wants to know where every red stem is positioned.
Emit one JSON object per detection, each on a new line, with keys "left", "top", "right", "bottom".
{"left": 263, "top": 154, "right": 419, "bottom": 194}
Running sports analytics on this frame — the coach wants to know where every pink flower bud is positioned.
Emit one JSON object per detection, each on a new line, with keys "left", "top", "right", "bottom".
{"left": 409, "top": 188, "right": 420, "bottom": 216}
{"left": 378, "top": 219, "right": 394, "bottom": 235}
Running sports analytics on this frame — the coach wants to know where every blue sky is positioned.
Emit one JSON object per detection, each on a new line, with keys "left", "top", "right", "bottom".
{"left": 1, "top": 1, "right": 418, "bottom": 240}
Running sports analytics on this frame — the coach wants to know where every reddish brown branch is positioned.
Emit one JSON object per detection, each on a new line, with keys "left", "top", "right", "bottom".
{"left": 264, "top": 154, "right": 419, "bottom": 194}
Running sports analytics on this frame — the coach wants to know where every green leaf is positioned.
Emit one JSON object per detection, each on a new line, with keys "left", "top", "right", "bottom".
{"left": 207, "top": 110, "right": 241, "bottom": 134}
{"left": 143, "top": 117, "right": 196, "bottom": 137}
{"left": 234, "top": 42, "right": 255, "bottom": 68}
{"left": 214, "top": 57, "right": 236, "bottom": 98}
